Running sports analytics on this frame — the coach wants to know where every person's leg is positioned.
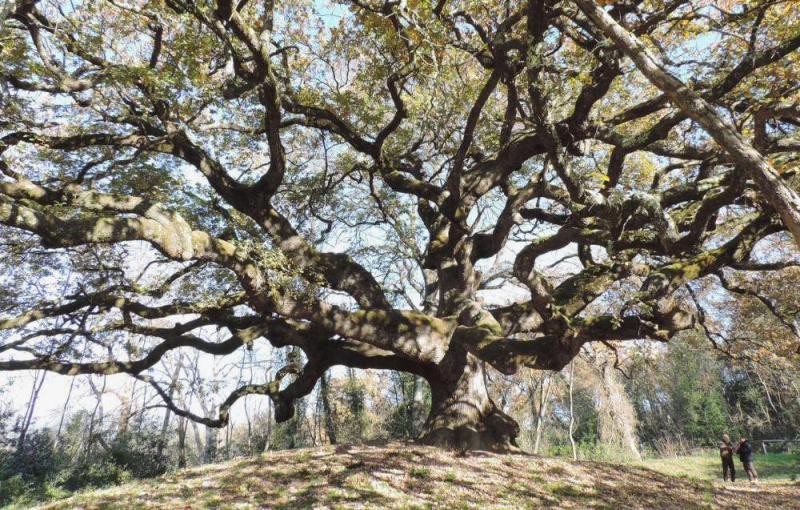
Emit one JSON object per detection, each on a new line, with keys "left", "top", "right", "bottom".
{"left": 723, "top": 458, "right": 735, "bottom": 482}
{"left": 744, "top": 462, "right": 756, "bottom": 481}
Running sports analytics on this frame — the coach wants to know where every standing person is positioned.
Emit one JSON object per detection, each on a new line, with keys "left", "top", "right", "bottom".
{"left": 736, "top": 437, "right": 758, "bottom": 482}
{"left": 719, "top": 433, "right": 736, "bottom": 482}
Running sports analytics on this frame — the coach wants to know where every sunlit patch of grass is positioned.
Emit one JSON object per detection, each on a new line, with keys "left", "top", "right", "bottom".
{"left": 295, "top": 451, "right": 312, "bottom": 462}
{"left": 325, "top": 487, "right": 360, "bottom": 503}
{"left": 409, "top": 466, "right": 430, "bottom": 479}
{"left": 640, "top": 452, "right": 798, "bottom": 481}
{"left": 342, "top": 472, "right": 372, "bottom": 491}
{"left": 442, "top": 501, "right": 471, "bottom": 510}
{"left": 543, "top": 480, "right": 588, "bottom": 498}
{"left": 202, "top": 491, "right": 224, "bottom": 506}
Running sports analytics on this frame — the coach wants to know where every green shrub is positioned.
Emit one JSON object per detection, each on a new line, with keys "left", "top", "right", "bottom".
{"left": 55, "top": 459, "right": 131, "bottom": 491}
{"left": 0, "top": 474, "right": 28, "bottom": 506}
{"left": 110, "top": 431, "right": 169, "bottom": 479}
{"left": 1, "top": 430, "right": 58, "bottom": 483}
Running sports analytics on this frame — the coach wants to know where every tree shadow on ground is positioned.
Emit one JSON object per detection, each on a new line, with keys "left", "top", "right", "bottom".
{"left": 38, "top": 442, "right": 800, "bottom": 510}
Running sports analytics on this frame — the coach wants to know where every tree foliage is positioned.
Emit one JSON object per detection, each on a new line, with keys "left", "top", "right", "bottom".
{"left": 1, "top": 0, "right": 799, "bottom": 449}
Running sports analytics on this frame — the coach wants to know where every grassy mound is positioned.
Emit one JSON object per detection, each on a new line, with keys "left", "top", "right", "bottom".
{"left": 32, "top": 443, "right": 800, "bottom": 509}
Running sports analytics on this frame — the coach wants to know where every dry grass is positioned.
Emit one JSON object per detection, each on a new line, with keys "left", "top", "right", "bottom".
{"left": 34, "top": 443, "right": 800, "bottom": 509}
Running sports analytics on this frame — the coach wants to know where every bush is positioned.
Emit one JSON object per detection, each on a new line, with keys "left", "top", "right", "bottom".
{"left": 545, "top": 439, "right": 642, "bottom": 463}
{"left": 0, "top": 420, "right": 174, "bottom": 505}
{"left": 0, "top": 474, "right": 28, "bottom": 506}
{"left": 55, "top": 458, "right": 130, "bottom": 492}
{"left": 110, "top": 431, "right": 169, "bottom": 479}
{"left": 1, "top": 430, "right": 58, "bottom": 484}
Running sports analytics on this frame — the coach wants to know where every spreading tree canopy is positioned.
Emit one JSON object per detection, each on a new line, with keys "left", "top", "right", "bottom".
{"left": 1, "top": 0, "right": 799, "bottom": 450}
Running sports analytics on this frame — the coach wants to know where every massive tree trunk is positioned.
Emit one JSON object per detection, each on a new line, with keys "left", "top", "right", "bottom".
{"left": 419, "top": 347, "right": 519, "bottom": 451}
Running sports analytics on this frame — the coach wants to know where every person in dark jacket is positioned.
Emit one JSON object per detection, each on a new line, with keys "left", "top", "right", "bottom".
{"left": 736, "top": 437, "right": 758, "bottom": 481}
{"left": 719, "top": 433, "right": 735, "bottom": 482}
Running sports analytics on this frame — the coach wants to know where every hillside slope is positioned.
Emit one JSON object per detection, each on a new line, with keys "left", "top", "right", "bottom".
{"left": 35, "top": 443, "right": 800, "bottom": 509}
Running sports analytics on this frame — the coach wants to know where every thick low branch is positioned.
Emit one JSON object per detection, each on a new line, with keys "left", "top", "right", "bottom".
{"left": 0, "top": 325, "right": 255, "bottom": 375}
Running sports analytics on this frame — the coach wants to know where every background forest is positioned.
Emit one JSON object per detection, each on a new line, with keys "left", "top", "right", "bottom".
{"left": 3, "top": 280, "right": 799, "bottom": 506}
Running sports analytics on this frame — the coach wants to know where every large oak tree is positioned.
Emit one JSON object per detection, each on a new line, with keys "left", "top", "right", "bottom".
{"left": 1, "top": 0, "right": 799, "bottom": 450}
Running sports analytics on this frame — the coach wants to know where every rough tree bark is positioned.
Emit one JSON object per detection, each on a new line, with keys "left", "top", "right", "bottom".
{"left": 420, "top": 348, "right": 519, "bottom": 451}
